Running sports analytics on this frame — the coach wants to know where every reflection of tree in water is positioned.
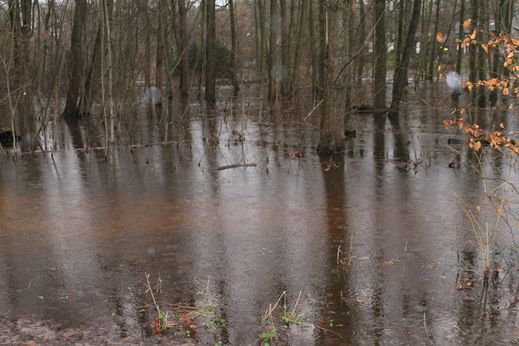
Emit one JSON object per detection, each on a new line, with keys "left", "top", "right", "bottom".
{"left": 387, "top": 112, "right": 409, "bottom": 164}
{"left": 317, "top": 155, "right": 354, "bottom": 344}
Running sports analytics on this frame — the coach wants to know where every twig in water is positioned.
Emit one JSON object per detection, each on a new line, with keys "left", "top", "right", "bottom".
{"left": 217, "top": 163, "right": 257, "bottom": 171}
{"left": 303, "top": 100, "right": 324, "bottom": 122}
{"left": 16, "top": 280, "right": 32, "bottom": 293}
{"left": 424, "top": 312, "right": 432, "bottom": 343}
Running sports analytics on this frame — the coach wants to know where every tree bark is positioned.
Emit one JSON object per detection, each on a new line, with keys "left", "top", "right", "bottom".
{"left": 309, "top": 0, "right": 320, "bottom": 100}
{"left": 468, "top": 0, "right": 478, "bottom": 89}
{"left": 427, "top": 0, "right": 441, "bottom": 81}
{"left": 357, "top": 0, "right": 366, "bottom": 83}
{"left": 455, "top": 0, "right": 465, "bottom": 74}
{"left": 390, "top": 0, "right": 422, "bottom": 114}
{"left": 288, "top": 0, "right": 305, "bottom": 97}
{"left": 63, "top": 0, "right": 87, "bottom": 118}
{"left": 268, "top": 0, "right": 281, "bottom": 108}
{"left": 205, "top": 0, "right": 216, "bottom": 108}
{"left": 229, "top": 0, "right": 240, "bottom": 96}
{"left": 373, "top": 0, "right": 387, "bottom": 110}
{"left": 280, "top": 0, "right": 289, "bottom": 97}
{"left": 173, "top": 0, "right": 189, "bottom": 101}
{"left": 476, "top": 0, "right": 487, "bottom": 107}
{"left": 317, "top": 0, "right": 345, "bottom": 155}
{"left": 490, "top": 0, "right": 506, "bottom": 106}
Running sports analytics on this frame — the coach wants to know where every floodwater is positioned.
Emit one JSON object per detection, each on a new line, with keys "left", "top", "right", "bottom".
{"left": 1, "top": 85, "right": 519, "bottom": 345}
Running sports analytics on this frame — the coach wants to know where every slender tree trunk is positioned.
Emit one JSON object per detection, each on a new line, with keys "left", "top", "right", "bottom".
{"left": 80, "top": 0, "right": 113, "bottom": 116}
{"left": 318, "top": 0, "right": 326, "bottom": 102}
{"left": 156, "top": 1, "right": 164, "bottom": 89}
{"left": 7, "top": 0, "right": 33, "bottom": 121}
{"left": 205, "top": 0, "right": 216, "bottom": 108}
{"left": 229, "top": 0, "right": 240, "bottom": 96}
{"left": 63, "top": 0, "right": 87, "bottom": 118}
{"left": 456, "top": 0, "right": 465, "bottom": 74}
{"left": 309, "top": 0, "right": 320, "bottom": 100}
{"left": 143, "top": 0, "right": 151, "bottom": 88}
{"left": 289, "top": 0, "right": 305, "bottom": 97}
{"left": 102, "top": 0, "right": 115, "bottom": 143}
{"left": 502, "top": 0, "right": 513, "bottom": 80}
{"left": 20, "top": 0, "right": 32, "bottom": 89}
{"left": 395, "top": 0, "right": 406, "bottom": 72}
{"left": 468, "top": 0, "right": 478, "bottom": 89}
{"left": 178, "top": 0, "right": 189, "bottom": 100}
{"left": 255, "top": 0, "right": 266, "bottom": 77}
{"left": 427, "top": 0, "right": 440, "bottom": 81}
{"left": 357, "top": 0, "right": 366, "bottom": 83}
{"left": 197, "top": 0, "right": 206, "bottom": 98}
{"left": 476, "top": 0, "right": 486, "bottom": 107}
{"left": 80, "top": 23, "right": 102, "bottom": 116}
{"left": 490, "top": 0, "right": 506, "bottom": 106}
{"left": 390, "top": 0, "right": 422, "bottom": 114}
{"left": 373, "top": 0, "right": 387, "bottom": 110}
{"left": 268, "top": 0, "right": 281, "bottom": 108}
{"left": 280, "top": 0, "right": 289, "bottom": 97}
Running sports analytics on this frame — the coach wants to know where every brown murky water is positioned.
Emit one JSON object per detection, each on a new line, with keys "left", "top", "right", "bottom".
{"left": 1, "top": 86, "right": 519, "bottom": 344}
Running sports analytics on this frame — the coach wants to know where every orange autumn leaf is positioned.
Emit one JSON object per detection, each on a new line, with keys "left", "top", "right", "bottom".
{"left": 470, "top": 141, "right": 482, "bottom": 152}
{"left": 436, "top": 32, "right": 444, "bottom": 43}
{"left": 470, "top": 29, "right": 477, "bottom": 40}
{"left": 463, "top": 19, "right": 472, "bottom": 29}
{"left": 503, "top": 88, "right": 510, "bottom": 96}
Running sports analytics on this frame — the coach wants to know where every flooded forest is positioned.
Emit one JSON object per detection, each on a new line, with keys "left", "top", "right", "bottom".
{"left": 2, "top": 0, "right": 519, "bottom": 344}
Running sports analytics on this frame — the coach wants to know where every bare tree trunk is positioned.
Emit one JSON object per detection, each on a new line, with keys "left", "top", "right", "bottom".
{"left": 309, "top": 0, "right": 320, "bottom": 100}
{"left": 456, "top": 0, "right": 465, "bottom": 75}
{"left": 205, "top": 0, "right": 216, "bottom": 108}
{"left": 80, "top": 0, "right": 113, "bottom": 116}
{"left": 268, "top": 0, "right": 281, "bottom": 108}
{"left": 427, "top": 0, "right": 440, "bottom": 81}
{"left": 468, "top": 0, "right": 478, "bottom": 89}
{"left": 394, "top": 0, "right": 406, "bottom": 74}
{"left": 102, "top": 0, "right": 115, "bottom": 144}
{"left": 255, "top": 0, "right": 266, "bottom": 77}
{"left": 318, "top": 0, "right": 326, "bottom": 102}
{"left": 63, "top": 0, "right": 87, "bottom": 118}
{"left": 156, "top": 1, "right": 164, "bottom": 89}
{"left": 229, "top": 0, "right": 240, "bottom": 96}
{"left": 390, "top": 0, "right": 422, "bottom": 114}
{"left": 317, "top": 0, "right": 344, "bottom": 155}
{"left": 357, "top": 0, "right": 366, "bottom": 83}
{"left": 373, "top": 0, "right": 387, "bottom": 110}
{"left": 79, "top": 23, "right": 101, "bottom": 116}
{"left": 289, "top": 0, "right": 305, "bottom": 97}
{"left": 502, "top": 0, "right": 513, "bottom": 80}
{"left": 143, "top": 0, "right": 151, "bottom": 88}
{"left": 172, "top": 0, "right": 189, "bottom": 101}
{"left": 490, "top": 0, "right": 506, "bottom": 106}
{"left": 197, "top": 0, "right": 206, "bottom": 98}
{"left": 476, "top": 0, "right": 487, "bottom": 107}
{"left": 280, "top": 0, "right": 289, "bottom": 97}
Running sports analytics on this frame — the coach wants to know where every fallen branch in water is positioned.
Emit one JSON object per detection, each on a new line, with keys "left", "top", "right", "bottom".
{"left": 217, "top": 163, "right": 257, "bottom": 171}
